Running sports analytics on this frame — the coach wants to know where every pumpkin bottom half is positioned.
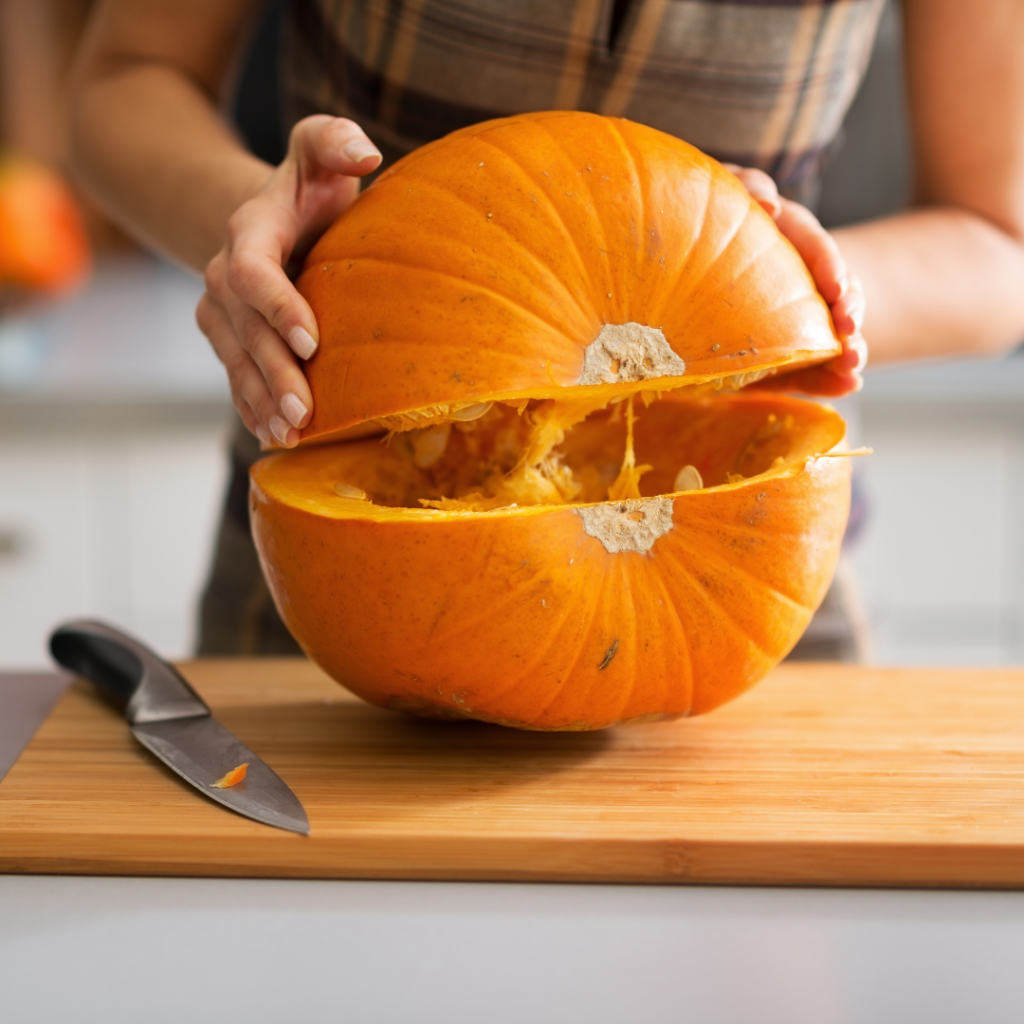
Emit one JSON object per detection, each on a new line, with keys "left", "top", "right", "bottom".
{"left": 251, "top": 392, "right": 851, "bottom": 730}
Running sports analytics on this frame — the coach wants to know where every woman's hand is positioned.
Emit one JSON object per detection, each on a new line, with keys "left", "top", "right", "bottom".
{"left": 725, "top": 165, "right": 867, "bottom": 396}
{"left": 197, "top": 116, "right": 382, "bottom": 447}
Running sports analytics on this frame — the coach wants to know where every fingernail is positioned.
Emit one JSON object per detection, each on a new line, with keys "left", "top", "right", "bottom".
{"left": 344, "top": 139, "right": 381, "bottom": 164}
{"left": 256, "top": 424, "right": 271, "bottom": 447}
{"left": 836, "top": 272, "right": 849, "bottom": 299}
{"left": 270, "top": 415, "right": 294, "bottom": 447}
{"left": 280, "top": 392, "right": 308, "bottom": 429}
{"left": 289, "top": 326, "right": 318, "bottom": 360}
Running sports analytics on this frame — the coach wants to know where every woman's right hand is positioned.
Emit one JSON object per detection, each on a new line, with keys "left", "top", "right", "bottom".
{"left": 197, "top": 116, "right": 381, "bottom": 447}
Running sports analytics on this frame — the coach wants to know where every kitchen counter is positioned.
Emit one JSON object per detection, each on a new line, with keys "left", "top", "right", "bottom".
{"left": 4, "top": 672, "right": 1024, "bottom": 1023}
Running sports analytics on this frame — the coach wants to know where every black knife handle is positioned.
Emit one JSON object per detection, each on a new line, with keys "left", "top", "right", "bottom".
{"left": 49, "top": 619, "right": 209, "bottom": 725}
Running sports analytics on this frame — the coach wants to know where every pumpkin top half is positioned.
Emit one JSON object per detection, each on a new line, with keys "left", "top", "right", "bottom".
{"left": 295, "top": 111, "right": 841, "bottom": 444}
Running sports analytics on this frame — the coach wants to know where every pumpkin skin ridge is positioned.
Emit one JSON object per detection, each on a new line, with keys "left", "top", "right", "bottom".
{"left": 296, "top": 112, "right": 840, "bottom": 441}
{"left": 660, "top": 520, "right": 815, "bottom": 617}
{"left": 513, "top": 557, "right": 621, "bottom": 724}
{"left": 459, "top": 132, "right": 603, "bottom": 320}
{"left": 603, "top": 119, "right": 647, "bottom": 289}
{"left": 365, "top": 166, "right": 601, "bottom": 325}
{"left": 652, "top": 169, "right": 750, "bottom": 320}
{"left": 333, "top": 253, "right": 583, "bottom": 350}
{"left": 662, "top": 541, "right": 796, "bottom": 668}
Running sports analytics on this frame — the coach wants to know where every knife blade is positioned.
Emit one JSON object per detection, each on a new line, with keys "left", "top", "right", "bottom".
{"left": 49, "top": 619, "right": 309, "bottom": 835}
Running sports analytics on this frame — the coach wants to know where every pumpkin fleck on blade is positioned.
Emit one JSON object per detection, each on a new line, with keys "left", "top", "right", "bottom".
{"left": 211, "top": 763, "right": 249, "bottom": 789}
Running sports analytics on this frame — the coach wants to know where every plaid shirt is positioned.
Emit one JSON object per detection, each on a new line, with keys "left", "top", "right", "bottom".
{"left": 284, "top": 0, "right": 885, "bottom": 202}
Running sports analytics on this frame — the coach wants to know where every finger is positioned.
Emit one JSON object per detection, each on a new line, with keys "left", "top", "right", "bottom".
{"left": 221, "top": 206, "right": 322, "bottom": 361}
{"left": 224, "top": 291, "right": 313, "bottom": 444}
{"left": 234, "top": 397, "right": 266, "bottom": 446}
{"left": 291, "top": 115, "right": 382, "bottom": 179}
{"left": 722, "top": 164, "right": 782, "bottom": 219}
{"left": 748, "top": 322, "right": 867, "bottom": 398}
{"left": 775, "top": 198, "right": 848, "bottom": 305}
{"left": 198, "top": 291, "right": 275, "bottom": 445}
{"left": 200, "top": 287, "right": 301, "bottom": 447}
{"left": 226, "top": 340, "right": 297, "bottom": 447}
{"left": 830, "top": 272, "right": 866, "bottom": 339}
{"left": 751, "top": 362, "right": 862, "bottom": 398}
{"left": 829, "top": 332, "right": 868, "bottom": 374}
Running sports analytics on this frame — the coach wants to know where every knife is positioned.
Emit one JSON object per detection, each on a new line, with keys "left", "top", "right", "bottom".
{"left": 49, "top": 619, "right": 309, "bottom": 835}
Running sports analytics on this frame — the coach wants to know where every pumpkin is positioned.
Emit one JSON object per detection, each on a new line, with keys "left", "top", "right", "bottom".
{"left": 0, "top": 155, "right": 90, "bottom": 297}
{"left": 251, "top": 111, "right": 852, "bottom": 730}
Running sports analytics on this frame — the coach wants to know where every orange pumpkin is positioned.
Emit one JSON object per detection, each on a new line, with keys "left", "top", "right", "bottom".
{"left": 251, "top": 111, "right": 852, "bottom": 730}
{"left": 0, "top": 155, "right": 91, "bottom": 297}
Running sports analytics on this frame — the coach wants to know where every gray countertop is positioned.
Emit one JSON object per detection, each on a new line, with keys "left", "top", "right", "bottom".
{"left": 0, "top": 254, "right": 227, "bottom": 405}
{"left": 4, "top": 673, "right": 1024, "bottom": 1024}
{"left": 5, "top": 874, "right": 1024, "bottom": 1024}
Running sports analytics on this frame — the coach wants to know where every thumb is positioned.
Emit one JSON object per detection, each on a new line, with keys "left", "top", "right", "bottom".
{"left": 290, "top": 115, "right": 382, "bottom": 179}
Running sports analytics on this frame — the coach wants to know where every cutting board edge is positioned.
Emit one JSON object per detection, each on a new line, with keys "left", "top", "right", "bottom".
{"left": 5, "top": 834, "right": 1024, "bottom": 888}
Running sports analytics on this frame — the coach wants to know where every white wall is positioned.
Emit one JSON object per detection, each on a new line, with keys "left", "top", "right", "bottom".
{"left": 852, "top": 380, "right": 1024, "bottom": 666}
{"left": 0, "top": 407, "right": 229, "bottom": 667}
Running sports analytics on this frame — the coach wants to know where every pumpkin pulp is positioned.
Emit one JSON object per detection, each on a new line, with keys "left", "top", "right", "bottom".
{"left": 258, "top": 388, "right": 846, "bottom": 521}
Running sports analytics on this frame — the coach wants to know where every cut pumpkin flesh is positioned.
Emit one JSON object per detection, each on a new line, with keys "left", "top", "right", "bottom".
{"left": 266, "top": 391, "right": 845, "bottom": 516}
{"left": 251, "top": 390, "right": 851, "bottom": 730}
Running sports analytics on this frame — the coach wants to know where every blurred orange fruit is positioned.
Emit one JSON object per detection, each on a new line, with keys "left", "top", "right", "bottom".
{"left": 0, "top": 154, "right": 91, "bottom": 297}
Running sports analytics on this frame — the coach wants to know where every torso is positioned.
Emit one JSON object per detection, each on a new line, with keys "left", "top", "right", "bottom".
{"left": 283, "top": 0, "right": 885, "bottom": 201}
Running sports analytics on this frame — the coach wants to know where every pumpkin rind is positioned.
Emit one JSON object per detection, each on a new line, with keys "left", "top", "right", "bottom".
{"left": 251, "top": 394, "right": 851, "bottom": 730}
{"left": 296, "top": 111, "right": 841, "bottom": 442}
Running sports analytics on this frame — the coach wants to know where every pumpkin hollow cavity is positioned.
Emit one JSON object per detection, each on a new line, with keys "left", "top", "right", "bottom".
{"left": 267, "top": 392, "right": 847, "bottom": 519}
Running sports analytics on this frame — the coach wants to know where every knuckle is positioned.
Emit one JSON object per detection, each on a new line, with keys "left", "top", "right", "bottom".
{"left": 263, "top": 293, "right": 293, "bottom": 334}
{"left": 231, "top": 393, "right": 252, "bottom": 422}
{"left": 322, "top": 116, "right": 358, "bottom": 142}
{"left": 225, "top": 203, "right": 260, "bottom": 246}
{"left": 293, "top": 113, "right": 330, "bottom": 136}
{"left": 291, "top": 114, "right": 332, "bottom": 152}
{"left": 237, "top": 319, "right": 263, "bottom": 358}
{"left": 203, "top": 252, "right": 226, "bottom": 293}
{"left": 221, "top": 339, "right": 252, "bottom": 377}
{"left": 226, "top": 251, "right": 262, "bottom": 297}
{"left": 225, "top": 207, "right": 246, "bottom": 242}
{"left": 253, "top": 392, "right": 280, "bottom": 426}
{"left": 195, "top": 295, "right": 215, "bottom": 334}
{"left": 250, "top": 329, "right": 289, "bottom": 379}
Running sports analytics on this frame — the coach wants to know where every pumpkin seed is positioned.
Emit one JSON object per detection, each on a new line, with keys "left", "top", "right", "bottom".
{"left": 673, "top": 465, "right": 703, "bottom": 492}
{"left": 333, "top": 483, "right": 368, "bottom": 499}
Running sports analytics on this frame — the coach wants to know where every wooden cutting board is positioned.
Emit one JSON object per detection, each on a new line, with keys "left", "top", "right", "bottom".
{"left": 3, "top": 659, "right": 1024, "bottom": 887}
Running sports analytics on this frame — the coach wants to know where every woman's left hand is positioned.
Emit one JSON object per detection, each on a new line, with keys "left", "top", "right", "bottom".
{"left": 725, "top": 164, "right": 867, "bottom": 397}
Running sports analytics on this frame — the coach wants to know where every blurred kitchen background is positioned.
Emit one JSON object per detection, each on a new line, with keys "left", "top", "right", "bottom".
{"left": 2, "top": 1, "right": 1022, "bottom": 669}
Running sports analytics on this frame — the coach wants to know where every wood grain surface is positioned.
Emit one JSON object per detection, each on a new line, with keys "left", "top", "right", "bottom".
{"left": 3, "top": 659, "right": 1024, "bottom": 887}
